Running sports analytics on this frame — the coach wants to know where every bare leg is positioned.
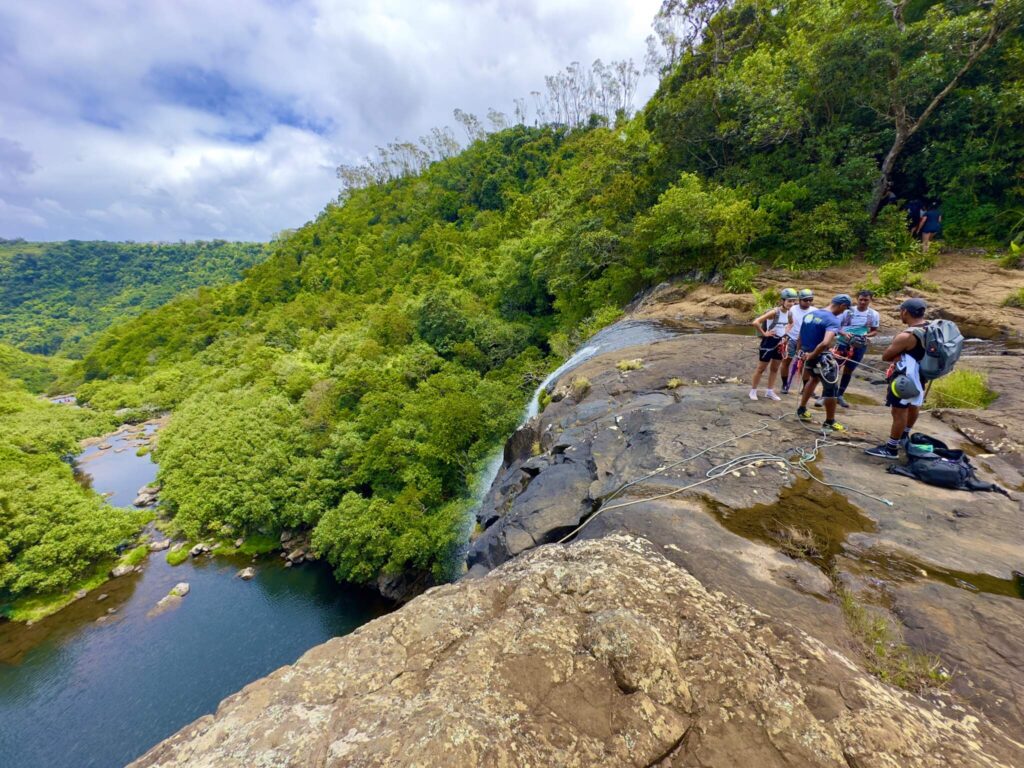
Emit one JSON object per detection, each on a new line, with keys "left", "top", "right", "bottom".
{"left": 824, "top": 398, "right": 837, "bottom": 421}
{"left": 906, "top": 405, "right": 919, "bottom": 432}
{"left": 766, "top": 359, "right": 781, "bottom": 390}
{"left": 889, "top": 407, "right": 909, "bottom": 441}
{"left": 921, "top": 232, "right": 932, "bottom": 253}
{"left": 751, "top": 360, "right": 769, "bottom": 389}
{"left": 799, "top": 373, "right": 816, "bottom": 410}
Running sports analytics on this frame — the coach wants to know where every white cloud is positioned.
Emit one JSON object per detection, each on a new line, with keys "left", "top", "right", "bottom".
{"left": 0, "top": 0, "right": 660, "bottom": 241}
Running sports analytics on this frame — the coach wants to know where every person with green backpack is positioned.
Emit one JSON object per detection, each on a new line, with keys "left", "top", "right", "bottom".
{"left": 864, "top": 297, "right": 963, "bottom": 459}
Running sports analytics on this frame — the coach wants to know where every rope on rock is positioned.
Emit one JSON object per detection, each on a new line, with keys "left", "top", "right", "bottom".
{"left": 557, "top": 415, "right": 893, "bottom": 545}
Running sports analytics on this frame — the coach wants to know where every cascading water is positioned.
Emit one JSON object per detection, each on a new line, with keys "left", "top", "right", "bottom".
{"left": 463, "top": 320, "right": 682, "bottom": 554}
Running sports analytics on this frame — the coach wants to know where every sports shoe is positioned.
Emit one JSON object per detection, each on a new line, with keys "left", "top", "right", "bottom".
{"left": 864, "top": 444, "right": 899, "bottom": 459}
{"left": 813, "top": 396, "right": 824, "bottom": 408}
{"left": 780, "top": 386, "right": 789, "bottom": 395}
{"left": 797, "top": 408, "right": 813, "bottom": 422}
{"left": 748, "top": 389, "right": 758, "bottom": 401}
{"left": 837, "top": 396, "right": 850, "bottom": 409}
{"left": 823, "top": 420, "right": 846, "bottom": 433}
{"left": 764, "top": 390, "right": 782, "bottom": 401}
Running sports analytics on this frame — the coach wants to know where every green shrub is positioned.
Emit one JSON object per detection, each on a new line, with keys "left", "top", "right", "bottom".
{"left": 926, "top": 370, "right": 996, "bottom": 410}
{"left": 616, "top": 358, "right": 643, "bottom": 372}
{"left": 724, "top": 264, "right": 759, "bottom": 293}
{"left": 1002, "top": 288, "right": 1024, "bottom": 308}
{"left": 579, "top": 306, "right": 623, "bottom": 338}
{"left": 752, "top": 288, "right": 780, "bottom": 314}
{"left": 866, "top": 206, "right": 916, "bottom": 263}
{"left": 860, "top": 259, "right": 925, "bottom": 297}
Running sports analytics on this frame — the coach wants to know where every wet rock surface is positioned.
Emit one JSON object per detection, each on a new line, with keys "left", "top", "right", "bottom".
{"left": 471, "top": 331, "right": 1024, "bottom": 735}
{"left": 129, "top": 536, "right": 1023, "bottom": 768}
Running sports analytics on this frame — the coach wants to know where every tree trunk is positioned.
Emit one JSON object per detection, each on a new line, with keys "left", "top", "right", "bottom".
{"left": 869, "top": 127, "right": 909, "bottom": 222}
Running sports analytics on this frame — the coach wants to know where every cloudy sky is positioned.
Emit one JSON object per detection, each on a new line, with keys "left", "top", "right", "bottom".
{"left": 0, "top": 0, "right": 661, "bottom": 242}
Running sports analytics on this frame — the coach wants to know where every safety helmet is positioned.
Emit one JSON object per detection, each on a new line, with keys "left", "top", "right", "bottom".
{"left": 889, "top": 374, "right": 921, "bottom": 401}
{"left": 780, "top": 288, "right": 798, "bottom": 300}
{"left": 798, "top": 289, "right": 814, "bottom": 300}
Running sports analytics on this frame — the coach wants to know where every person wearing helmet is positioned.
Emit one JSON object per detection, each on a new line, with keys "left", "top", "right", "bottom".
{"left": 865, "top": 298, "right": 928, "bottom": 459}
{"left": 795, "top": 295, "right": 850, "bottom": 431}
{"left": 748, "top": 288, "right": 797, "bottom": 401}
{"left": 833, "top": 290, "right": 881, "bottom": 408}
{"left": 782, "top": 289, "right": 816, "bottom": 394}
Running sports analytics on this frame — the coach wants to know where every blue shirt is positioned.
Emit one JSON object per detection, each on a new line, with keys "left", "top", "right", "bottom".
{"left": 799, "top": 308, "right": 841, "bottom": 352}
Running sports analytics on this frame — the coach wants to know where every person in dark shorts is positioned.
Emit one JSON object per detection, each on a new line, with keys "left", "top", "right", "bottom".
{"left": 916, "top": 201, "right": 942, "bottom": 253}
{"left": 749, "top": 288, "right": 797, "bottom": 401}
{"left": 795, "top": 295, "right": 850, "bottom": 431}
{"left": 865, "top": 298, "right": 928, "bottom": 459}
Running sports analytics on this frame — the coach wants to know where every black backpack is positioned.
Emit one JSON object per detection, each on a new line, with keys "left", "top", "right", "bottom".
{"left": 888, "top": 433, "right": 1008, "bottom": 495}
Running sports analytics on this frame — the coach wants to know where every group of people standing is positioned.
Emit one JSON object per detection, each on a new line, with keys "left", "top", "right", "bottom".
{"left": 749, "top": 288, "right": 931, "bottom": 459}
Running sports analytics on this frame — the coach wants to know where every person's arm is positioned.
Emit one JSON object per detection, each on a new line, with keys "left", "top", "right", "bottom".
{"left": 866, "top": 311, "right": 880, "bottom": 338}
{"left": 784, "top": 309, "right": 795, "bottom": 338}
{"left": 881, "top": 330, "right": 917, "bottom": 362}
{"left": 751, "top": 309, "right": 776, "bottom": 337}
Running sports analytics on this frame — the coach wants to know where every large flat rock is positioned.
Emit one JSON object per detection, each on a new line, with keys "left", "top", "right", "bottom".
{"left": 129, "top": 536, "right": 1023, "bottom": 768}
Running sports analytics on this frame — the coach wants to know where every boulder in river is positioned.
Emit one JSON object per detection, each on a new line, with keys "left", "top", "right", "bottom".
{"left": 286, "top": 548, "right": 305, "bottom": 564}
{"left": 189, "top": 543, "right": 210, "bottom": 557}
{"left": 110, "top": 564, "right": 135, "bottom": 578}
{"left": 237, "top": 567, "right": 255, "bottom": 580}
{"left": 96, "top": 593, "right": 108, "bottom": 602}
{"left": 234, "top": 538, "right": 244, "bottom": 548}
{"left": 73, "top": 589, "right": 87, "bottom": 600}
{"left": 148, "top": 540, "right": 170, "bottom": 552}
{"left": 169, "top": 582, "right": 189, "bottom": 597}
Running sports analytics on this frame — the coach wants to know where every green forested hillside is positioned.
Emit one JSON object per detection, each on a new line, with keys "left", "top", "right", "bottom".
{"left": 5, "top": 0, "right": 1023, "bottom": 601}
{"left": 0, "top": 239, "right": 267, "bottom": 356}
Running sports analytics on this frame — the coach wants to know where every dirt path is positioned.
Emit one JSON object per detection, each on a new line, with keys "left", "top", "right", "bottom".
{"left": 633, "top": 249, "right": 1024, "bottom": 339}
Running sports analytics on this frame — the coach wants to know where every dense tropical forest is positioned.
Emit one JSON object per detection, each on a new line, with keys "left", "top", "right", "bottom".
{"left": 3, "top": 0, "right": 1022, "bottom": 606}
{"left": 0, "top": 239, "right": 267, "bottom": 356}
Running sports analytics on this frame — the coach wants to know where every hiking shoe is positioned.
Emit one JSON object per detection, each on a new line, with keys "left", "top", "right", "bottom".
{"left": 837, "top": 396, "right": 850, "bottom": 408}
{"left": 780, "top": 386, "right": 789, "bottom": 395}
{"left": 813, "top": 396, "right": 824, "bottom": 408}
{"left": 797, "top": 408, "right": 813, "bottom": 422}
{"left": 748, "top": 389, "right": 758, "bottom": 401}
{"left": 864, "top": 444, "right": 899, "bottom": 459}
{"left": 764, "top": 390, "right": 782, "bottom": 401}
{"left": 823, "top": 421, "right": 846, "bottom": 433}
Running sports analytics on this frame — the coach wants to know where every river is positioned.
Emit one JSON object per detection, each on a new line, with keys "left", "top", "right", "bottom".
{"left": 0, "top": 422, "right": 390, "bottom": 768}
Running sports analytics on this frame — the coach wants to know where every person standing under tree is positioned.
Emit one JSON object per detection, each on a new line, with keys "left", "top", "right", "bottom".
{"left": 915, "top": 201, "right": 942, "bottom": 253}
{"left": 749, "top": 288, "right": 798, "bottom": 401}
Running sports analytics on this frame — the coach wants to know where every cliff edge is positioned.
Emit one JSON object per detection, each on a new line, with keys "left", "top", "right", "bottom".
{"left": 130, "top": 535, "right": 1022, "bottom": 767}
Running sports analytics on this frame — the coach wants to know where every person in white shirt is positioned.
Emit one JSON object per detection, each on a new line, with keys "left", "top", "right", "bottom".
{"left": 834, "top": 289, "right": 881, "bottom": 408}
{"left": 782, "top": 289, "right": 816, "bottom": 394}
{"left": 748, "top": 288, "right": 797, "bottom": 401}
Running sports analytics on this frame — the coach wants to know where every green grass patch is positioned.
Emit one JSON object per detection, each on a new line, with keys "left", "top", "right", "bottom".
{"left": 135, "top": 444, "right": 151, "bottom": 457}
{"left": 117, "top": 544, "right": 149, "bottom": 568}
{"left": 1, "top": 566, "right": 112, "bottom": 623}
{"left": 569, "top": 376, "right": 591, "bottom": 400}
{"left": 837, "top": 587, "right": 948, "bottom": 692}
{"left": 926, "top": 369, "right": 997, "bottom": 410}
{"left": 616, "top": 358, "right": 643, "bottom": 372}
{"left": 211, "top": 534, "right": 280, "bottom": 557}
{"left": 165, "top": 547, "right": 190, "bottom": 566}
{"left": 1002, "top": 288, "right": 1024, "bottom": 308}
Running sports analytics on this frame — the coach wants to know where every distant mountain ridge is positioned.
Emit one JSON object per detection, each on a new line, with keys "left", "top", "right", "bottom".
{"left": 0, "top": 240, "right": 268, "bottom": 356}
